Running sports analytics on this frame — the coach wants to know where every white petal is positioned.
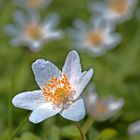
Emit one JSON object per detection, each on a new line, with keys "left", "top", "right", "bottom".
{"left": 89, "top": 1, "right": 107, "bottom": 14}
{"left": 89, "top": 46, "right": 106, "bottom": 57}
{"left": 60, "top": 98, "right": 85, "bottom": 121}
{"left": 85, "top": 85, "right": 98, "bottom": 107}
{"left": 62, "top": 50, "right": 81, "bottom": 84}
{"left": 128, "top": 120, "right": 140, "bottom": 135}
{"left": 28, "top": 40, "right": 42, "bottom": 52}
{"left": 29, "top": 102, "right": 61, "bottom": 124}
{"left": 11, "top": 37, "right": 29, "bottom": 46}
{"left": 91, "top": 18, "right": 115, "bottom": 33}
{"left": 105, "top": 33, "right": 121, "bottom": 48}
{"left": 13, "top": 0, "right": 24, "bottom": 5}
{"left": 93, "top": 19, "right": 116, "bottom": 33}
{"left": 12, "top": 90, "right": 45, "bottom": 110}
{"left": 46, "top": 30, "right": 64, "bottom": 40}
{"left": 73, "top": 19, "right": 88, "bottom": 32}
{"left": 73, "top": 68, "right": 93, "bottom": 100}
{"left": 43, "top": 13, "right": 60, "bottom": 28}
{"left": 4, "top": 24, "right": 20, "bottom": 36}
{"left": 32, "top": 59, "right": 61, "bottom": 88}
{"left": 13, "top": 10, "right": 28, "bottom": 27}
{"left": 42, "top": 0, "right": 52, "bottom": 8}
{"left": 93, "top": 97, "right": 125, "bottom": 121}
{"left": 29, "top": 11, "right": 40, "bottom": 23}
{"left": 13, "top": 0, "right": 26, "bottom": 8}
{"left": 108, "top": 98, "right": 125, "bottom": 112}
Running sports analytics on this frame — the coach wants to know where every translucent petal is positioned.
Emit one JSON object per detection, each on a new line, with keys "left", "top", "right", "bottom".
{"left": 62, "top": 50, "right": 81, "bottom": 85}
{"left": 32, "top": 59, "right": 61, "bottom": 88}
{"left": 60, "top": 98, "right": 85, "bottom": 121}
{"left": 73, "top": 68, "right": 93, "bottom": 100}
{"left": 29, "top": 102, "right": 61, "bottom": 123}
{"left": 12, "top": 90, "right": 45, "bottom": 110}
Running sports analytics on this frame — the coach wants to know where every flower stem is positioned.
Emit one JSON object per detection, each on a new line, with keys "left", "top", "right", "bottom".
{"left": 82, "top": 116, "right": 94, "bottom": 135}
{"left": 9, "top": 115, "right": 29, "bottom": 140}
{"left": 76, "top": 123, "right": 86, "bottom": 140}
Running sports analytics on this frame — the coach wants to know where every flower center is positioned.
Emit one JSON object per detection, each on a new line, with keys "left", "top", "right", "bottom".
{"left": 95, "top": 102, "right": 108, "bottom": 113}
{"left": 25, "top": 23, "right": 43, "bottom": 40}
{"left": 109, "top": 0, "right": 128, "bottom": 14}
{"left": 86, "top": 31, "right": 103, "bottom": 46}
{"left": 42, "top": 74, "right": 74, "bottom": 108}
{"left": 28, "top": 0, "right": 44, "bottom": 8}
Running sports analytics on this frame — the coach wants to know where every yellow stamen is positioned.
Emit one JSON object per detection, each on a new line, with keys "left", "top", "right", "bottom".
{"left": 25, "top": 23, "right": 43, "bottom": 40}
{"left": 109, "top": 0, "right": 128, "bottom": 14}
{"left": 86, "top": 31, "right": 103, "bottom": 46}
{"left": 28, "top": 0, "right": 44, "bottom": 8}
{"left": 42, "top": 74, "right": 73, "bottom": 107}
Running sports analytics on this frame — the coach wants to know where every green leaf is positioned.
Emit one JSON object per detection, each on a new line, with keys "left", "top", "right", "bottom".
{"left": 60, "top": 125, "right": 80, "bottom": 139}
{"left": 129, "top": 134, "right": 140, "bottom": 140}
{"left": 14, "top": 132, "right": 41, "bottom": 140}
{"left": 88, "top": 128, "right": 100, "bottom": 140}
{"left": 48, "top": 125, "right": 60, "bottom": 140}
{"left": 99, "top": 128, "right": 118, "bottom": 140}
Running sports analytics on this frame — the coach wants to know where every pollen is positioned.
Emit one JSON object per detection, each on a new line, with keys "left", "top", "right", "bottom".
{"left": 42, "top": 74, "right": 74, "bottom": 108}
{"left": 109, "top": 0, "right": 128, "bottom": 14}
{"left": 25, "top": 23, "right": 43, "bottom": 40}
{"left": 86, "top": 31, "right": 103, "bottom": 46}
{"left": 95, "top": 102, "right": 108, "bottom": 113}
{"left": 28, "top": 0, "right": 44, "bottom": 8}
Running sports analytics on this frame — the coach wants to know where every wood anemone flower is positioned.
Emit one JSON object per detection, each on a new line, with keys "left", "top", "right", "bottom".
{"left": 90, "top": 0, "right": 137, "bottom": 23}
{"left": 13, "top": 0, "right": 52, "bottom": 10}
{"left": 69, "top": 18, "right": 121, "bottom": 56}
{"left": 85, "top": 86, "right": 125, "bottom": 122}
{"left": 12, "top": 50, "right": 93, "bottom": 123}
{"left": 4, "top": 11, "right": 63, "bottom": 52}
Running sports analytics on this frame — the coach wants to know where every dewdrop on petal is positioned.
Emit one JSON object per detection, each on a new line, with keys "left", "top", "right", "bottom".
{"left": 13, "top": 0, "right": 52, "bottom": 10}
{"left": 12, "top": 50, "right": 93, "bottom": 123}
{"left": 91, "top": 0, "right": 137, "bottom": 23}
{"left": 69, "top": 18, "right": 121, "bottom": 56}
{"left": 4, "top": 11, "right": 63, "bottom": 52}
{"left": 85, "top": 85, "right": 125, "bottom": 122}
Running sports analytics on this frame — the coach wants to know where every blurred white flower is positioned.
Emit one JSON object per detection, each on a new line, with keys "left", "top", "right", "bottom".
{"left": 128, "top": 120, "right": 140, "bottom": 135}
{"left": 13, "top": 0, "right": 52, "bottom": 10}
{"left": 12, "top": 50, "right": 93, "bottom": 123}
{"left": 4, "top": 11, "right": 63, "bottom": 52}
{"left": 91, "top": 0, "right": 137, "bottom": 23}
{"left": 85, "top": 86, "right": 125, "bottom": 122}
{"left": 69, "top": 18, "right": 121, "bottom": 56}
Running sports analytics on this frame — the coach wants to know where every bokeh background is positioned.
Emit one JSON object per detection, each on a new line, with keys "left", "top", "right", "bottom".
{"left": 0, "top": 0, "right": 140, "bottom": 139}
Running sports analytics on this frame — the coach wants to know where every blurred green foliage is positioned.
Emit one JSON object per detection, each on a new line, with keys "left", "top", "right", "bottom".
{"left": 0, "top": 0, "right": 140, "bottom": 140}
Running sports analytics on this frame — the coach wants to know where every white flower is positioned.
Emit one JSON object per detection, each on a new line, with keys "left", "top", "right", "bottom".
{"left": 85, "top": 86, "right": 124, "bottom": 122}
{"left": 69, "top": 18, "right": 121, "bottom": 57}
{"left": 128, "top": 120, "right": 140, "bottom": 135}
{"left": 90, "top": 0, "right": 137, "bottom": 23}
{"left": 13, "top": 0, "right": 52, "bottom": 10}
{"left": 4, "top": 11, "right": 63, "bottom": 52}
{"left": 12, "top": 50, "right": 93, "bottom": 123}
